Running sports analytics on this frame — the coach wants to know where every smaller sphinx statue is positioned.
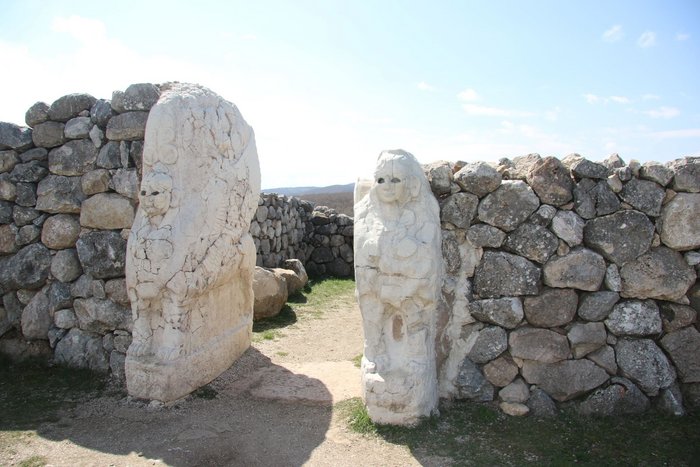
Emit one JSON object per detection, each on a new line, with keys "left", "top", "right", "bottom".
{"left": 354, "top": 149, "right": 443, "bottom": 425}
{"left": 125, "top": 83, "right": 260, "bottom": 402}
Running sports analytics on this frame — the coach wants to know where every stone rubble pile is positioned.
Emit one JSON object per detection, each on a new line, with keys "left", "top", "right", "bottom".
{"left": 432, "top": 154, "right": 699, "bottom": 416}
{"left": 0, "top": 84, "right": 353, "bottom": 380}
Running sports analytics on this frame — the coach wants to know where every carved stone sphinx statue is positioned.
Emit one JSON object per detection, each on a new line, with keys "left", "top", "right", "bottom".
{"left": 125, "top": 83, "right": 261, "bottom": 402}
{"left": 354, "top": 149, "right": 443, "bottom": 425}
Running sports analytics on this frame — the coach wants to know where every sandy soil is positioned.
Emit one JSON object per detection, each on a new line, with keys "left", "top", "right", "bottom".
{"left": 1, "top": 302, "right": 425, "bottom": 466}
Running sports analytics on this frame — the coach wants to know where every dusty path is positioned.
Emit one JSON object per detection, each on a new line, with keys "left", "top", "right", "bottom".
{"left": 2, "top": 300, "right": 424, "bottom": 466}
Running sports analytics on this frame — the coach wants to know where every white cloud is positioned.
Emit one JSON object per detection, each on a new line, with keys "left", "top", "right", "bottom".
{"left": 457, "top": 88, "right": 480, "bottom": 102}
{"left": 584, "top": 93, "right": 600, "bottom": 104}
{"left": 643, "top": 106, "right": 680, "bottom": 119}
{"left": 651, "top": 128, "right": 700, "bottom": 139}
{"left": 638, "top": 31, "right": 657, "bottom": 48}
{"left": 602, "top": 25, "right": 624, "bottom": 42}
{"left": 676, "top": 32, "right": 690, "bottom": 41}
{"left": 462, "top": 104, "right": 535, "bottom": 118}
{"left": 51, "top": 15, "right": 107, "bottom": 42}
{"left": 417, "top": 81, "right": 435, "bottom": 91}
{"left": 544, "top": 107, "right": 561, "bottom": 122}
{"left": 610, "top": 96, "right": 632, "bottom": 104}
{"left": 642, "top": 94, "right": 660, "bottom": 101}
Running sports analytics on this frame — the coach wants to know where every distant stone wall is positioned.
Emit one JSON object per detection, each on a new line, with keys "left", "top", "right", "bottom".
{"left": 0, "top": 83, "right": 353, "bottom": 378}
{"left": 431, "top": 154, "right": 700, "bottom": 416}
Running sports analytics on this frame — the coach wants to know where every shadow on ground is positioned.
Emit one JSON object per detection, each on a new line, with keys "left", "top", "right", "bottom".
{"left": 0, "top": 348, "right": 332, "bottom": 466}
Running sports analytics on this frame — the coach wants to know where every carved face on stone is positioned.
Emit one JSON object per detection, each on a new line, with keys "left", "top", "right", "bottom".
{"left": 374, "top": 159, "right": 410, "bottom": 204}
{"left": 139, "top": 171, "right": 173, "bottom": 217}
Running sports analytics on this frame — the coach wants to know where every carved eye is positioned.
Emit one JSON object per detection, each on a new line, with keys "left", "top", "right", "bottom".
{"left": 140, "top": 190, "right": 147, "bottom": 196}
{"left": 377, "top": 178, "right": 385, "bottom": 184}
{"left": 151, "top": 191, "right": 160, "bottom": 195}
{"left": 392, "top": 177, "right": 401, "bottom": 183}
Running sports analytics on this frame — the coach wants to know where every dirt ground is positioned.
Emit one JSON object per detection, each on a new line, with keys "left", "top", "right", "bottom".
{"left": 1, "top": 302, "right": 425, "bottom": 466}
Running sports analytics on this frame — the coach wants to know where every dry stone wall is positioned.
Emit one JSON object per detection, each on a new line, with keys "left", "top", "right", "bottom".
{"left": 1, "top": 82, "right": 698, "bottom": 417}
{"left": 431, "top": 154, "right": 700, "bottom": 416}
{"left": 0, "top": 83, "right": 353, "bottom": 380}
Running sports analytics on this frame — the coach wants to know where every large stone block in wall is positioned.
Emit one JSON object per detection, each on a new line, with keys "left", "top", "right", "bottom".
{"left": 106, "top": 111, "right": 149, "bottom": 141}
{"left": 76, "top": 231, "right": 127, "bottom": 279}
{"left": 583, "top": 210, "right": 654, "bottom": 265}
{"left": 521, "top": 359, "right": 608, "bottom": 402}
{"left": 35, "top": 175, "right": 85, "bottom": 213}
{"left": 659, "top": 193, "right": 700, "bottom": 250}
{"left": 543, "top": 248, "right": 606, "bottom": 291}
{"left": 125, "top": 83, "right": 261, "bottom": 403}
{"left": 474, "top": 251, "right": 540, "bottom": 298}
{"left": 48, "top": 140, "right": 97, "bottom": 176}
{"left": 615, "top": 338, "right": 676, "bottom": 396}
{"left": 525, "top": 156, "right": 573, "bottom": 206}
{"left": 619, "top": 247, "right": 696, "bottom": 302}
{"left": 477, "top": 180, "right": 540, "bottom": 232}
{"left": 0, "top": 243, "right": 52, "bottom": 291}
{"left": 80, "top": 193, "right": 135, "bottom": 229}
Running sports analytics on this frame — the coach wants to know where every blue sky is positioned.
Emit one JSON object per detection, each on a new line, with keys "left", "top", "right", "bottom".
{"left": 1, "top": 0, "right": 698, "bottom": 188}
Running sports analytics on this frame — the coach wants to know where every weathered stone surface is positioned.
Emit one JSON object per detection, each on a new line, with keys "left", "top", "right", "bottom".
{"left": 660, "top": 327, "right": 700, "bottom": 383}
{"left": 616, "top": 338, "right": 676, "bottom": 396}
{"left": 499, "top": 377, "right": 529, "bottom": 403}
{"left": 423, "top": 160, "right": 454, "bottom": 196}
{"left": 605, "top": 264, "right": 622, "bottom": 292}
{"left": 570, "top": 158, "right": 610, "bottom": 180}
{"left": 573, "top": 179, "right": 621, "bottom": 219}
{"left": 567, "top": 322, "right": 607, "bottom": 358}
{"left": 48, "top": 93, "right": 96, "bottom": 122}
{"left": 47, "top": 282, "right": 72, "bottom": 313}
{"left": 0, "top": 150, "right": 19, "bottom": 174}
{"left": 659, "top": 193, "right": 700, "bottom": 250}
{"left": 25, "top": 101, "right": 49, "bottom": 127}
{"left": 523, "top": 287, "right": 578, "bottom": 327}
{"left": 474, "top": 251, "right": 540, "bottom": 298}
{"left": 640, "top": 162, "right": 674, "bottom": 187}
{"left": 81, "top": 169, "right": 111, "bottom": 195}
{"left": 14, "top": 183, "right": 36, "bottom": 208}
{"left": 54, "top": 328, "right": 109, "bottom": 372}
{"left": 51, "top": 249, "right": 82, "bottom": 283}
{"left": 0, "top": 243, "right": 52, "bottom": 291}
{"left": 48, "top": 139, "right": 98, "bottom": 176}
{"left": 543, "top": 248, "right": 605, "bottom": 291}
{"left": 483, "top": 354, "right": 519, "bottom": 387}
{"left": 0, "top": 173, "right": 16, "bottom": 201}
{"left": 105, "top": 111, "right": 148, "bottom": 141}
{"left": 111, "top": 168, "right": 139, "bottom": 200}
{"left": 278, "top": 259, "right": 309, "bottom": 296}
{"left": 526, "top": 156, "right": 573, "bottom": 206}
{"left": 509, "top": 327, "right": 570, "bottom": 363}
{"left": 656, "top": 383, "right": 686, "bottom": 416}
{"left": 0, "top": 122, "right": 33, "bottom": 151}
{"left": 528, "top": 204, "right": 557, "bottom": 227}
{"left": 551, "top": 210, "right": 584, "bottom": 247}
{"left": 660, "top": 303, "right": 697, "bottom": 333}
{"left": 578, "top": 377, "right": 649, "bottom": 416}
{"left": 16, "top": 224, "right": 40, "bottom": 246}
{"left": 478, "top": 180, "right": 540, "bottom": 231}
{"left": 41, "top": 214, "right": 80, "bottom": 249}
{"left": 587, "top": 345, "right": 618, "bottom": 375}
{"left": 111, "top": 83, "right": 161, "bottom": 112}
{"left": 104, "top": 279, "right": 129, "bottom": 306}
{"left": 467, "top": 224, "right": 506, "bottom": 248}
{"left": 504, "top": 223, "right": 558, "bottom": 264}
{"left": 0, "top": 223, "right": 18, "bottom": 255}
{"left": 0, "top": 200, "right": 13, "bottom": 224}
{"left": 453, "top": 162, "right": 501, "bottom": 197}
{"left": 470, "top": 297, "right": 523, "bottom": 329}
{"left": 522, "top": 359, "right": 608, "bottom": 401}
{"left": 76, "top": 231, "right": 127, "bottom": 279}
{"left": 527, "top": 387, "right": 558, "bottom": 417}
{"left": 54, "top": 308, "right": 78, "bottom": 329}
{"left": 64, "top": 116, "right": 91, "bottom": 139}
{"left": 620, "top": 178, "right": 665, "bottom": 216}
{"left": 441, "top": 192, "right": 478, "bottom": 229}
{"left": 497, "top": 154, "right": 541, "bottom": 180}
{"left": 96, "top": 141, "right": 121, "bottom": 169}
{"left": 577, "top": 291, "right": 619, "bottom": 321}
{"left": 12, "top": 206, "right": 41, "bottom": 227}
{"left": 20, "top": 290, "right": 51, "bottom": 340}
{"left": 90, "top": 99, "right": 115, "bottom": 127}
{"left": 10, "top": 160, "right": 48, "bottom": 183}
{"left": 668, "top": 157, "right": 700, "bottom": 193}
{"left": 80, "top": 193, "right": 135, "bottom": 229}
{"left": 468, "top": 326, "right": 507, "bottom": 364}
{"left": 35, "top": 175, "right": 85, "bottom": 213}
{"left": 583, "top": 210, "right": 654, "bottom": 265}
{"left": 605, "top": 300, "right": 662, "bottom": 337}
{"left": 19, "top": 148, "right": 48, "bottom": 164}
{"left": 31, "top": 121, "right": 66, "bottom": 148}
{"left": 620, "top": 247, "right": 696, "bottom": 302}
{"left": 73, "top": 297, "right": 131, "bottom": 334}
{"left": 455, "top": 358, "right": 494, "bottom": 401}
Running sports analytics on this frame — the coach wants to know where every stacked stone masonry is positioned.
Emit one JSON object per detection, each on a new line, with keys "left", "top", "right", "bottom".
{"left": 0, "top": 83, "right": 698, "bottom": 416}
{"left": 0, "top": 84, "right": 353, "bottom": 382}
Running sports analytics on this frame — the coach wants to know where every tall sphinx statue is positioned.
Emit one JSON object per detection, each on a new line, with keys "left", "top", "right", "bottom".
{"left": 354, "top": 150, "right": 442, "bottom": 425}
{"left": 125, "top": 83, "right": 261, "bottom": 402}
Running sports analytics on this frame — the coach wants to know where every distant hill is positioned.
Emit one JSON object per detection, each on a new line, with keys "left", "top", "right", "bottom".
{"left": 262, "top": 183, "right": 354, "bottom": 197}
{"left": 261, "top": 183, "right": 355, "bottom": 217}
